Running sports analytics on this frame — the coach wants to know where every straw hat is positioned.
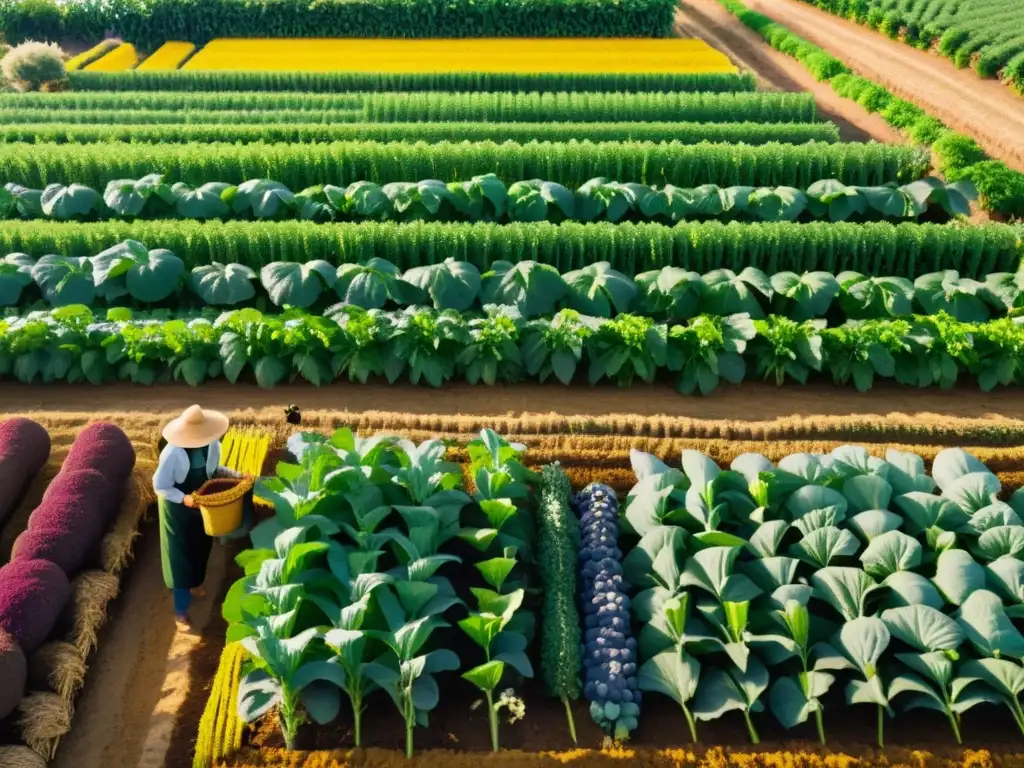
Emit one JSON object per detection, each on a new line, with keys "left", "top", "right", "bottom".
{"left": 162, "top": 405, "right": 229, "bottom": 449}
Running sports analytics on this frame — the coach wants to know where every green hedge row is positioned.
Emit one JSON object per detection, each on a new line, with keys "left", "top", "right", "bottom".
{"left": 66, "top": 71, "right": 757, "bottom": 94}
{"left": 715, "top": 0, "right": 1024, "bottom": 217}
{"left": 0, "top": 0, "right": 677, "bottom": 48}
{"left": 0, "top": 140, "right": 930, "bottom": 190}
{"left": 0, "top": 91, "right": 819, "bottom": 125}
{"left": 0, "top": 121, "right": 840, "bottom": 147}
{"left": 1, "top": 219, "right": 1018, "bottom": 277}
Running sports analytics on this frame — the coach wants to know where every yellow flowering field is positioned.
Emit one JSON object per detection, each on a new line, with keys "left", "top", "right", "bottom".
{"left": 83, "top": 42, "right": 139, "bottom": 72}
{"left": 136, "top": 41, "right": 196, "bottom": 71}
{"left": 65, "top": 39, "right": 120, "bottom": 71}
{"left": 182, "top": 38, "right": 736, "bottom": 73}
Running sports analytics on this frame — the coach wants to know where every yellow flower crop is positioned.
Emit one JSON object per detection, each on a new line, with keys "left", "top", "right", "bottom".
{"left": 182, "top": 38, "right": 736, "bottom": 74}
{"left": 65, "top": 39, "right": 120, "bottom": 71}
{"left": 136, "top": 41, "right": 196, "bottom": 71}
{"left": 83, "top": 42, "right": 138, "bottom": 72}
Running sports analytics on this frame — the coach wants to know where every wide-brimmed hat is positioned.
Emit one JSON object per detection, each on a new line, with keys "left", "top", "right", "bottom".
{"left": 162, "top": 405, "right": 229, "bottom": 449}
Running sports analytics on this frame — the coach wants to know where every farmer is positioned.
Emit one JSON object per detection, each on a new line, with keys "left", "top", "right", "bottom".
{"left": 153, "top": 404, "right": 244, "bottom": 628}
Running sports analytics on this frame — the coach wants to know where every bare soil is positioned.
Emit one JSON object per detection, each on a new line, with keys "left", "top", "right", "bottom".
{"left": 3, "top": 379, "right": 1024, "bottom": 425}
{"left": 674, "top": 0, "right": 904, "bottom": 144}
{"left": 729, "top": 0, "right": 1024, "bottom": 171}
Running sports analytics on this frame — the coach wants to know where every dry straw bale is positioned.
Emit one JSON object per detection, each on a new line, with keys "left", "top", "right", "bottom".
{"left": 67, "top": 570, "right": 120, "bottom": 657}
{"left": 0, "top": 745, "right": 47, "bottom": 768}
{"left": 16, "top": 691, "right": 71, "bottom": 760}
{"left": 100, "top": 464, "right": 156, "bottom": 575}
{"left": 26, "top": 641, "right": 85, "bottom": 701}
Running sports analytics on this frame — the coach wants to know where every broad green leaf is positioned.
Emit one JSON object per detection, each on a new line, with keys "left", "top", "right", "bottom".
{"left": 931, "top": 448, "right": 989, "bottom": 492}
{"left": 846, "top": 510, "right": 902, "bottom": 542}
{"left": 30, "top": 255, "right": 95, "bottom": 307}
{"left": 402, "top": 258, "right": 481, "bottom": 312}
{"left": 0, "top": 252, "right": 34, "bottom": 306}
{"left": 190, "top": 262, "right": 257, "bottom": 305}
{"left": 260, "top": 260, "right": 337, "bottom": 308}
{"left": 334, "top": 258, "right": 406, "bottom": 309}
{"left": 955, "top": 590, "right": 1024, "bottom": 659}
{"left": 680, "top": 546, "right": 762, "bottom": 603}
{"left": 171, "top": 181, "right": 232, "bottom": 218}
{"left": 811, "top": 566, "right": 880, "bottom": 620}
{"left": 881, "top": 605, "right": 963, "bottom": 652}
{"left": 692, "top": 655, "right": 769, "bottom": 721}
{"left": 480, "top": 260, "right": 567, "bottom": 317}
{"left": 563, "top": 261, "right": 637, "bottom": 318}
{"left": 41, "top": 182, "right": 102, "bottom": 220}
{"left": 933, "top": 548, "right": 986, "bottom": 606}
{"left": 860, "top": 530, "right": 922, "bottom": 580}
{"left": 770, "top": 271, "right": 838, "bottom": 320}
{"left": 462, "top": 659, "right": 505, "bottom": 692}
{"left": 977, "top": 526, "right": 1024, "bottom": 561}
{"left": 637, "top": 651, "right": 700, "bottom": 707}
{"left": 790, "top": 526, "right": 859, "bottom": 568}
{"left": 883, "top": 571, "right": 944, "bottom": 610}
{"left": 893, "top": 492, "right": 969, "bottom": 534}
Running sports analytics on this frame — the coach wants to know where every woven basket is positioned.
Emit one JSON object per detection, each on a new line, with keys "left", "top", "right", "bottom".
{"left": 195, "top": 477, "right": 253, "bottom": 536}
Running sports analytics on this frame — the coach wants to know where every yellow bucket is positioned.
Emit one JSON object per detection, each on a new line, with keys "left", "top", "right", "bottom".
{"left": 195, "top": 477, "right": 253, "bottom": 536}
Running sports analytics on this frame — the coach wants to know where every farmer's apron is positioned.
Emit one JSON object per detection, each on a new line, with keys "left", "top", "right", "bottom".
{"left": 158, "top": 445, "right": 214, "bottom": 590}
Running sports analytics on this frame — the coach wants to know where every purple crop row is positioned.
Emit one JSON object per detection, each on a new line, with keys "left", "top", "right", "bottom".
{"left": 0, "top": 421, "right": 135, "bottom": 721}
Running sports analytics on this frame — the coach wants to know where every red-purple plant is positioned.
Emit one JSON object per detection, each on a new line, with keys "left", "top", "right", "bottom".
{"left": 0, "top": 627, "right": 26, "bottom": 719}
{"left": 33, "top": 468, "right": 116, "bottom": 559}
{"left": 61, "top": 422, "right": 135, "bottom": 488}
{"left": 0, "top": 417, "right": 51, "bottom": 526}
{"left": 0, "top": 558, "right": 71, "bottom": 654}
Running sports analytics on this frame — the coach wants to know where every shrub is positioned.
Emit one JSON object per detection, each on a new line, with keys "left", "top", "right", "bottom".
{"left": 0, "top": 558, "right": 71, "bottom": 653}
{"left": 0, "top": 627, "right": 27, "bottom": 718}
{"left": 881, "top": 98, "right": 926, "bottom": 130}
{"left": 907, "top": 115, "right": 946, "bottom": 145}
{"left": 933, "top": 132, "right": 987, "bottom": 180}
{"left": 33, "top": 468, "right": 116, "bottom": 554}
{"left": 0, "top": 417, "right": 50, "bottom": 526}
{"left": 61, "top": 422, "right": 135, "bottom": 488}
{"left": 0, "top": 39, "right": 65, "bottom": 91}
{"left": 855, "top": 83, "right": 892, "bottom": 113}
{"left": 962, "top": 161, "right": 1024, "bottom": 218}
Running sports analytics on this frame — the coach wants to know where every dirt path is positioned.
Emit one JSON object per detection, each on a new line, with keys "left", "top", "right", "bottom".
{"left": 49, "top": 521, "right": 227, "bottom": 768}
{"left": 675, "top": 0, "right": 903, "bottom": 144}
{"left": 721, "top": 0, "right": 1024, "bottom": 171}
{"left": 2, "top": 380, "right": 1024, "bottom": 424}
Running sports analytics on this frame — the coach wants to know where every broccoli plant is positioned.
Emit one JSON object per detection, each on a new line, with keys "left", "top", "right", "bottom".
{"left": 576, "top": 483, "right": 641, "bottom": 741}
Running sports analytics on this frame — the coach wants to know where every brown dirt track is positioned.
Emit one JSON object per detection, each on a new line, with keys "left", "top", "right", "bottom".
{"left": 692, "top": 0, "right": 1024, "bottom": 172}
{"left": 675, "top": 0, "right": 904, "bottom": 144}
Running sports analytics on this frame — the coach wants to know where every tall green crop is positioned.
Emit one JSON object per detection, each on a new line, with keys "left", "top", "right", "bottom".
{"left": 0, "top": 140, "right": 929, "bottom": 189}
{"left": 0, "top": 219, "right": 1017, "bottom": 277}
{"left": 67, "top": 70, "right": 758, "bottom": 94}
{"left": 536, "top": 463, "right": 582, "bottom": 744}
{"left": 0, "top": 120, "right": 841, "bottom": 146}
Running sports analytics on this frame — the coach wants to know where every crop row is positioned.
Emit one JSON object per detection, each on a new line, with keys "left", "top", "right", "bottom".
{"left": 225, "top": 427, "right": 541, "bottom": 754}
{"left": 1, "top": 219, "right": 1018, "bottom": 278}
{"left": 8, "top": 242, "right": 1020, "bottom": 327}
{"left": 3, "top": 175, "right": 970, "bottom": 226}
{"left": 3, "top": 305, "right": 1024, "bottom": 393}
{"left": 0, "top": 121, "right": 842, "bottom": 148}
{"left": 796, "top": 0, "right": 1024, "bottom": 92}
{"left": 0, "top": 140, "right": 930, "bottom": 192}
{"left": 0, "top": 421, "right": 134, "bottom": 722}
{"left": 0, "top": 91, "right": 819, "bottom": 125}
{"left": 605, "top": 444, "right": 1024, "bottom": 744}
{"left": 65, "top": 70, "right": 758, "bottom": 94}
{"left": 715, "top": 0, "right": 1024, "bottom": 217}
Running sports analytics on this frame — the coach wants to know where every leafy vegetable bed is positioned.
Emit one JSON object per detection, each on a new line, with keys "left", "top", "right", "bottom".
{"left": 618, "top": 444, "right": 1024, "bottom": 747}
{"left": 0, "top": 174, "right": 971, "bottom": 226}
{"left": 4, "top": 303, "right": 1024, "bottom": 393}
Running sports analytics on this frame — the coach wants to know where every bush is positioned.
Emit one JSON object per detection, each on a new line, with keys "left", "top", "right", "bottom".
{"left": 0, "top": 417, "right": 50, "bottom": 526}
{"left": 0, "top": 558, "right": 71, "bottom": 653}
{"left": 962, "top": 161, "right": 1024, "bottom": 218}
{"left": 933, "top": 132, "right": 987, "bottom": 180}
{"left": 0, "top": 39, "right": 65, "bottom": 91}
{"left": 62, "top": 422, "right": 135, "bottom": 488}
{"left": 907, "top": 115, "right": 946, "bottom": 145}
{"left": 0, "top": 627, "right": 27, "bottom": 718}
{"left": 881, "top": 98, "right": 926, "bottom": 130}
